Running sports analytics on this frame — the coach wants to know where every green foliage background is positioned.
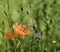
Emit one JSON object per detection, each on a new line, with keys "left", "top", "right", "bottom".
{"left": 0, "top": 0, "right": 60, "bottom": 52}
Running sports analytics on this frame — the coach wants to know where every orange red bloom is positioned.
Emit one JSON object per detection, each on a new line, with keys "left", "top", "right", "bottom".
{"left": 13, "top": 23, "right": 30, "bottom": 36}
{"left": 5, "top": 32, "right": 14, "bottom": 40}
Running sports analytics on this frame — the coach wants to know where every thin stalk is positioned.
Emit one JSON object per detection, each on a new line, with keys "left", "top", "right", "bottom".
{"left": 7, "top": 0, "right": 12, "bottom": 28}
{"left": 13, "top": 40, "right": 17, "bottom": 52}
{"left": 3, "top": 33, "right": 5, "bottom": 52}
{"left": 32, "top": 40, "right": 34, "bottom": 52}
{"left": 39, "top": 40, "right": 41, "bottom": 52}
{"left": 53, "top": 43, "right": 56, "bottom": 52}
{"left": 1, "top": 22, "right": 5, "bottom": 52}
{"left": 41, "top": 42, "right": 44, "bottom": 52}
{"left": 7, "top": 0, "right": 10, "bottom": 23}
{"left": 0, "top": 31, "right": 5, "bottom": 52}
{"left": 23, "top": 39, "right": 33, "bottom": 52}
{"left": 20, "top": 44, "right": 24, "bottom": 52}
{"left": 41, "top": 35, "right": 45, "bottom": 52}
{"left": 29, "top": 43, "right": 31, "bottom": 52}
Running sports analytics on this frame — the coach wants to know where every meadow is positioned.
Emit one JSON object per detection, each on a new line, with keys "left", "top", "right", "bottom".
{"left": 0, "top": 0, "right": 60, "bottom": 52}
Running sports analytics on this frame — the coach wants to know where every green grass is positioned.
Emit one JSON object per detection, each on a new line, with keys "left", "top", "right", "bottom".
{"left": 0, "top": 0, "right": 60, "bottom": 52}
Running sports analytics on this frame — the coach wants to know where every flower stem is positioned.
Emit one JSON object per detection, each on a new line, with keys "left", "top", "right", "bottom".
{"left": 14, "top": 40, "right": 17, "bottom": 52}
{"left": 21, "top": 45, "right": 24, "bottom": 52}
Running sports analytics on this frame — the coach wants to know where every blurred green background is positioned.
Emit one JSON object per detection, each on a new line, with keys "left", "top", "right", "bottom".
{"left": 0, "top": 0, "right": 60, "bottom": 52}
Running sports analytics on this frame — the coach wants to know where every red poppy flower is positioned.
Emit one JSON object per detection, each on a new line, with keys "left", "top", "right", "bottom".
{"left": 13, "top": 23, "right": 30, "bottom": 36}
{"left": 5, "top": 32, "right": 14, "bottom": 40}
